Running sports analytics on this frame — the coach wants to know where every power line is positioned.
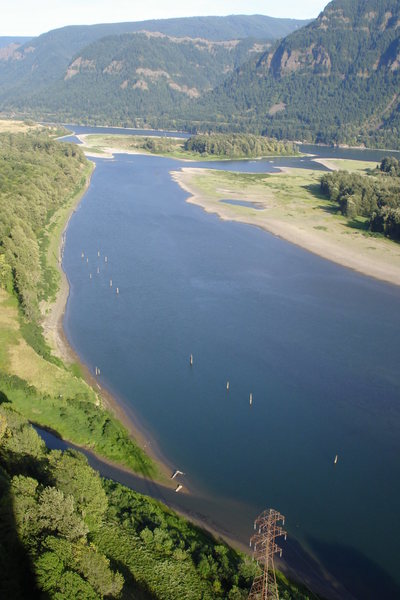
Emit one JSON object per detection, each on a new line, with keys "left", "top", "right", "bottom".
{"left": 248, "top": 508, "right": 287, "bottom": 600}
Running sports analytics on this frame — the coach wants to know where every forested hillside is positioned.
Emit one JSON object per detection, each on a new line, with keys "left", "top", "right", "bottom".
{"left": 1, "top": 2, "right": 399, "bottom": 149}
{"left": 0, "top": 132, "right": 85, "bottom": 318}
{"left": 0, "top": 14, "right": 307, "bottom": 110}
{"left": 4, "top": 33, "right": 270, "bottom": 125}
{"left": 193, "top": 0, "right": 400, "bottom": 148}
{"left": 0, "top": 407, "right": 257, "bottom": 599}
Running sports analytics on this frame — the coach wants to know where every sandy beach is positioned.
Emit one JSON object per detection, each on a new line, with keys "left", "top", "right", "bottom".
{"left": 171, "top": 167, "right": 400, "bottom": 287}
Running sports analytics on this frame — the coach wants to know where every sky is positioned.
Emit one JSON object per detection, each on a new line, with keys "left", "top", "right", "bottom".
{"left": 1, "top": 0, "right": 329, "bottom": 37}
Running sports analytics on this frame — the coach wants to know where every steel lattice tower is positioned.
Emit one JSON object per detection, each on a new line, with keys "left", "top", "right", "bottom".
{"left": 248, "top": 509, "right": 287, "bottom": 600}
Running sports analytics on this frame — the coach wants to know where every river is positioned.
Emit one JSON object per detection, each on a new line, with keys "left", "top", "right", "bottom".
{"left": 57, "top": 127, "right": 400, "bottom": 599}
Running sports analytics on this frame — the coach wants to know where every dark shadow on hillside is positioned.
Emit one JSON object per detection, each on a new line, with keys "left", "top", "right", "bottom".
{"left": 110, "top": 557, "right": 156, "bottom": 600}
{"left": 0, "top": 390, "right": 11, "bottom": 404}
{"left": 0, "top": 464, "right": 49, "bottom": 599}
{"left": 306, "top": 537, "right": 400, "bottom": 600}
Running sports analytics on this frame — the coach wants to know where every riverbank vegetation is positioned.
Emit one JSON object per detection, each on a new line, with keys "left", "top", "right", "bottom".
{"left": 184, "top": 134, "right": 298, "bottom": 158}
{"left": 320, "top": 157, "right": 400, "bottom": 241}
{"left": 0, "top": 406, "right": 315, "bottom": 599}
{"left": 0, "top": 130, "right": 158, "bottom": 477}
{"left": 81, "top": 132, "right": 299, "bottom": 160}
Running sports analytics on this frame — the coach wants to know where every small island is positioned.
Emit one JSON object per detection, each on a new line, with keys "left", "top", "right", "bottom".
{"left": 80, "top": 132, "right": 299, "bottom": 160}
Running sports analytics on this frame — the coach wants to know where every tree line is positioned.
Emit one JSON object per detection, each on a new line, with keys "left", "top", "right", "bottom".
{"left": 320, "top": 157, "right": 400, "bottom": 240}
{"left": 184, "top": 133, "right": 298, "bottom": 157}
{"left": 0, "top": 405, "right": 314, "bottom": 599}
{"left": 0, "top": 131, "right": 86, "bottom": 320}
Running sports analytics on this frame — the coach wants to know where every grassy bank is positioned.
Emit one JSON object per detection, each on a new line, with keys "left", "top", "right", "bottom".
{"left": 172, "top": 160, "right": 400, "bottom": 286}
{"left": 0, "top": 117, "right": 67, "bottom": 137}
{"left": 0, "top": 262, "right": 158, "bottom": 480}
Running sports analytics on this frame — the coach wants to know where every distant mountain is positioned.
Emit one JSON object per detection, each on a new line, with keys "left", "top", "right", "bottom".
{"left": 194, "top": 0, "right": 400, "bottom": 148}
{"left": 5, "top": 32, "right": 271, "bottom": 124}
{"left": 2, "top": 3, "right": 398, "bottom": 150}
{"left": 0, "top": 15, "right": 308, "bottom": 104}
{"left": 0, "top": 36, "right": 32, "bottom": 48}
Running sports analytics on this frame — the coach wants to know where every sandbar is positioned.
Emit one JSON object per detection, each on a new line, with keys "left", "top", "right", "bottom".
{"left": 171, "top": 166, "right": 400, "bottom": 287}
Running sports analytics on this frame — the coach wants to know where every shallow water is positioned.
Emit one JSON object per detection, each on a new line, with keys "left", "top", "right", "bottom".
{"left": 62, "top": 130, "right": 400, "bottom": 599}
{"left": 220, "top": 199, "right": 265, "bottom": 210}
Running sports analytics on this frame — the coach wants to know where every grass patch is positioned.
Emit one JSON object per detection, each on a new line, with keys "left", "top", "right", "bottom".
{"left": 0, "top": 373, "right": 158, "bottom": 478}
{"left": 19, "top": 320, "right": 63, "bottom": 368}
{"left": 69, "top": 362, "right": 84, "bottom": 378}
{"left": 326, "top": 158, "right": 378, "bottom": 174}
{"left": 346, "top": 217, "right": 370, "bottom": 231}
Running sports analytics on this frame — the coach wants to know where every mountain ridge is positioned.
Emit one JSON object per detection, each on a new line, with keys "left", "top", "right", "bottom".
{"left": 1, "top": 2, "right": 399, "bottom": 149}
{"left": 190, "top": 0, "right": 400, "bottom": 148}
{"left": 0, "top": 14, "right": 309, "bottom": 118}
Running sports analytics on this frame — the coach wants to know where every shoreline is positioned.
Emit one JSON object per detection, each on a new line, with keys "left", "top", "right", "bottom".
{"left": 171, "top": 167, "right": 400, "bottom": 288}
{"left": 41, "top": 160, "right": 178, "bottom": 489}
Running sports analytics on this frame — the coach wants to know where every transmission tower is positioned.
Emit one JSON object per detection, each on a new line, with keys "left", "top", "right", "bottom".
{"left": 248, "top": 508, "right": 287, "bottom": 600}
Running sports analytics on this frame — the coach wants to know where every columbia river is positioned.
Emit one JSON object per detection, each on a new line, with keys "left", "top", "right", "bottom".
{"left": 59, "top": 127, "right": 400, "bottom": 599}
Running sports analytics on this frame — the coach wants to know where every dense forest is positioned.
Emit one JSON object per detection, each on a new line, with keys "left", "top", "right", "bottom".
{"left": 0, "top": 132, "right": 86, "bottom": 319}
{"left": 0, "top": 15, "right": 306, "bottom": 110}
{"left": 184, "top": 133, "right": 298, "bottom": 157}
{"left": 0, "top": 406, "right": 261, "bottom": 599}
{"left": 0, "top": 33, "right": 271, "bottom": 126}
{"left": 320, "top": 157, "right": 400, "bottom": 240}
{"left": 189, "top": 0, "right": 400, "bottom": 149}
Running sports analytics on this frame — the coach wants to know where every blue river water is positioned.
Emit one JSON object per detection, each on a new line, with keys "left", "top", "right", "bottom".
{"left": 61, "top": 128, "right": 400, "bottom": 599}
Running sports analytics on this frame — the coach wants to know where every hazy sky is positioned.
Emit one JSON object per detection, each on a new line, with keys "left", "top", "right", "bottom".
{"left": 1, "top": 1, "right": 329, "bottom": 36}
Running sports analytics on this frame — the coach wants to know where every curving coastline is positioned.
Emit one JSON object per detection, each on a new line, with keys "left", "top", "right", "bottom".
{"left": 41, "top": 159, "right": 177, "bottom": 488}
{"left": 171, "top": 167, "right": 400, "bottom": 287}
